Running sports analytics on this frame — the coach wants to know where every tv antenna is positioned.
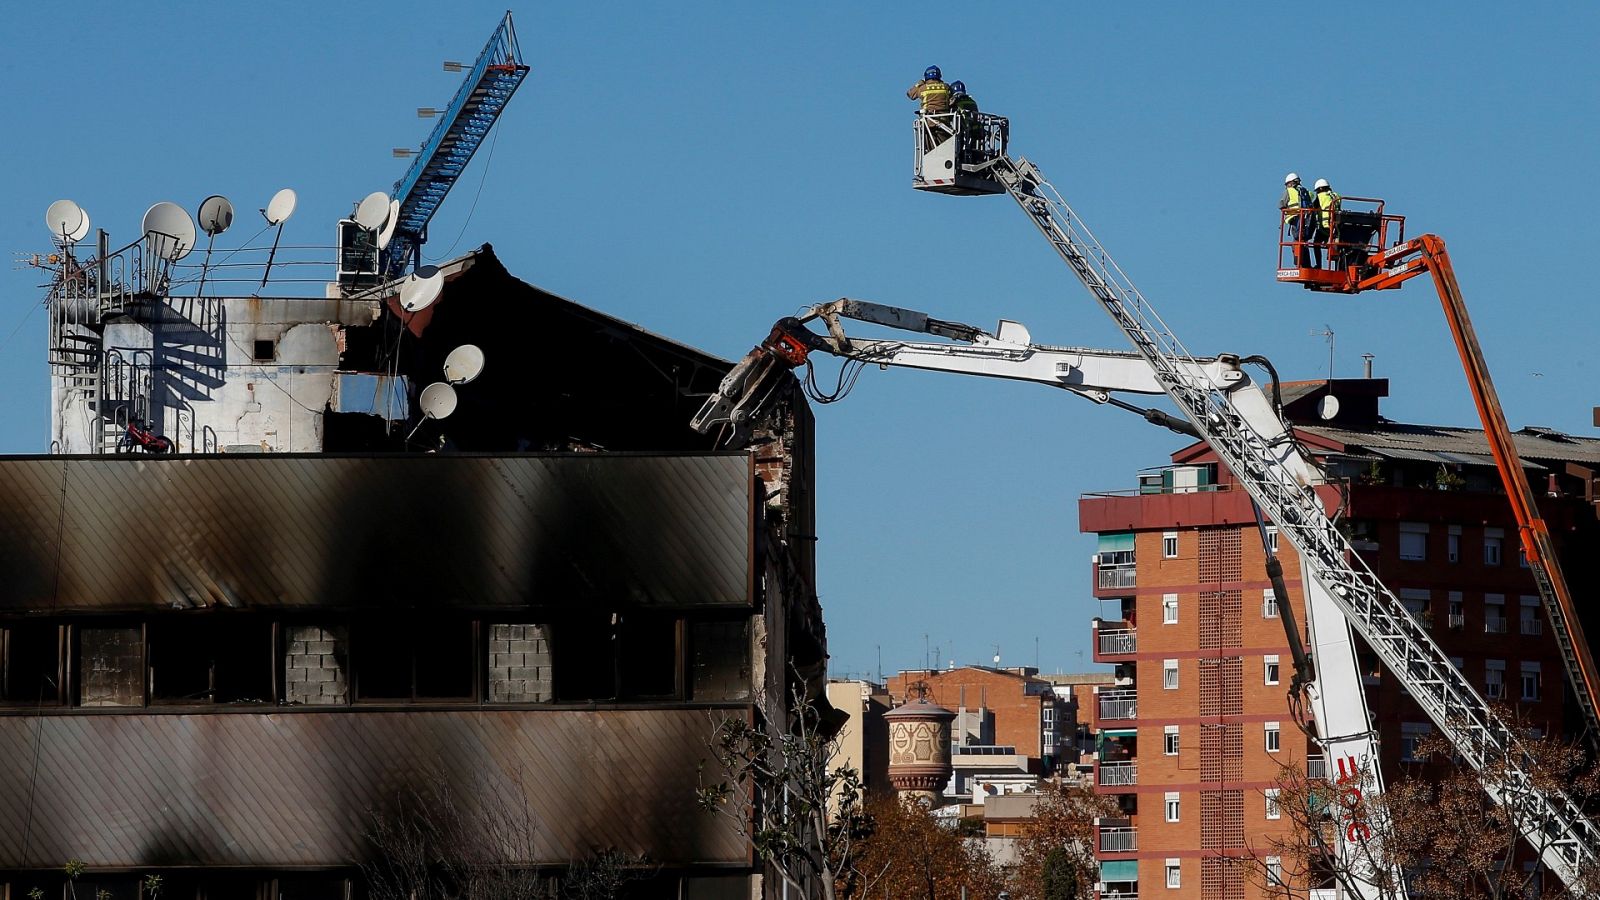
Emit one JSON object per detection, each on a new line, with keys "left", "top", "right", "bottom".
{"left": 1310, "top": 324, "right": 1335, "bottom": 381}
{"left": 44, "top": 199, "right": 91, "bottom": 246}
{"left": 195, "top": 194, "right": 235, "bottom": 296}
{"left": 259, "top": 188, "right": 297, "bottom": 289}
{"left": 408, "top": 381, "right": 458, "bottom": 441}
{"left": 443, "top": 344, "right": 485, "bottom": 384}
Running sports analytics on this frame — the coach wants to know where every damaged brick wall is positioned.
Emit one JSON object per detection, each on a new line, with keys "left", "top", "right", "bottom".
{"left": 488, "top": 624, "right": 553, "bottom": 702}
{"left": 284, "top": 625, "right": 349, "bottom": 705}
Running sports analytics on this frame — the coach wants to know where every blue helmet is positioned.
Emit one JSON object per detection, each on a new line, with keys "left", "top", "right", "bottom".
{"left": 950, "top": 80, "right": 966, "bottom": 95}
{"left": 924, "top": 65, "right": 941, "bottom": 80}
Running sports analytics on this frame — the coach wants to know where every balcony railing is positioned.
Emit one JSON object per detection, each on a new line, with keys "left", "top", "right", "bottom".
{"left": 1448, "top": 612, "right": 1465, "bottom": 630}
{"left": 1098, "top": 760, "right": 1138, "bottom": 786}
{"left": 1522, "top": 617, "right": 1543, "bottom": 636}
{"left": 1099, "top": 826, "right": 1138, "bottom": 852}
{"left": 1098, "top": 689, "right": 1137, "bottom": 720}
{"left": 1100, "top": 889, "right": 1139, "bottom": 900}
{"left": 1486, "top": 615, "right": 1508, "bottom": 634}
{"left": 1306, "top": 755, "right": 1327, "bottom": 780}
{"left": 1098, "top": 628, "right": 1137, "bottom": 656}
{"left": 1097, "top": 564, "right": 1136, "bottom": 590}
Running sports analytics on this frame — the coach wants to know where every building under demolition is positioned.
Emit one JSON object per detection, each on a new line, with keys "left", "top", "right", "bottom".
{"left": 0, "top": 245, "right": 826, "bottom": 899}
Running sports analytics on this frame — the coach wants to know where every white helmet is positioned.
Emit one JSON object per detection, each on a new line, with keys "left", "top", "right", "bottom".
{"left": 1284, "top": 172, "right": 1299, "bottom": 184}
{"left": 1314, "top": 178, "right": 1330, "bottom": 190}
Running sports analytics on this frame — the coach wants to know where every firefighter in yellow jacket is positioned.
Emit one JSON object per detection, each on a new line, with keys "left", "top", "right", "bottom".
{"left": 908, "top": 65, "right": 952, "bottom": 154}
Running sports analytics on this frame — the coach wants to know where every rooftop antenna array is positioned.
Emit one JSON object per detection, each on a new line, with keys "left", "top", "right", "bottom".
{"left": 259, "top": 188, "right": 298, "bottom": 289}
{"left": 45, "top": 199, "right": 91, "bottom": 246}
{"left": 195, "top": 194, "right": 235, "bottom": 296}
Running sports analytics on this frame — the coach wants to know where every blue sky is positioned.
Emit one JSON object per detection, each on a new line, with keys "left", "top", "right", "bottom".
{"left": 3, "top": 2, "right": 1595, "bottom": 678}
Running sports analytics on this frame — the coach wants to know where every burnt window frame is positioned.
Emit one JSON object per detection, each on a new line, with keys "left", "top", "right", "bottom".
{"left": 73, "top": 620, "right": 148, "bottom": 708}
{"left": 0, "top": 619, "right": 66, "bottom": 706}
{"left": 543, "top": 609, "right": 687, "bottom": 704}
{"left": 146, "top": 614, "right": 277, "bottom": 707}
{"left": 351, "top": 613, "right": 480, "bottom": 704}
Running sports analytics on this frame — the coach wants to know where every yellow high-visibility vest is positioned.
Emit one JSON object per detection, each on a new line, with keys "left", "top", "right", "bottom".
{"left": 1318, "top": 190, "right": 1341, "bottom": 228}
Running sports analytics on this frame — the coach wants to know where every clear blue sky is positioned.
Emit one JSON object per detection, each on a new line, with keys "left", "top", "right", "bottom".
{"left": 3, "top": 2, "right": 1595, "bottom": 679}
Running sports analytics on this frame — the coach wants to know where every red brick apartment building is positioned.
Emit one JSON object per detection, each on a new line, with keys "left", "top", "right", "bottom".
{"left": 1078, "top": 378, "right": 1600, "bottom": 900}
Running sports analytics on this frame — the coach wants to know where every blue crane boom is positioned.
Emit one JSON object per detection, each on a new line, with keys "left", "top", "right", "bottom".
{"left": 382, "top": 10, "right": 530, "bottom": 277}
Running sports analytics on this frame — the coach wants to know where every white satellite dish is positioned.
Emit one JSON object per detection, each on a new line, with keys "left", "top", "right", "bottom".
{"left": 197, "top": 195, "right": 234, "bottom": 236}
{"left": 398, "top": 265, "right": 443, "bottom": 312}
{"left": 1318, "top": 394, "right": 1341, "bottom": 421}
{"left": 45, "top": 199, "right": 88, "bottom": 244}
{"left": 443, "top": 344, "right": 485, "bottom": 385}
{"left": 264, "top": 188, "right": 297, "bottom": 226}
{"left": 354, "top": 191, "right": 390, "bottom": 231}
{"left": 142, "top": 201, "right": 198, "bottom": 261}
{"left": 376, "top": 199, "right": 401, "bottom": 251}
{"left": 418, "top": 382, "right": 458, "bottom": 420}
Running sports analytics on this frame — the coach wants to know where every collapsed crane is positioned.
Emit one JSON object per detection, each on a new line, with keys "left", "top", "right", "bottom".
{"left": 694, "top": 107, "right": 1600, "bottom": 895}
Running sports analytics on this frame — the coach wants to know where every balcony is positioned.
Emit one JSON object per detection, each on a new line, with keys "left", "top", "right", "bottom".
{"left": 1486, "top": 615, "right": 1508, "bottom": 634}
{"left": 1448, "top": 613, "right": 1465, "bottom": 630}
{"left": 1096, "top": 562, "right": 1136, "bottom": 592}
{"left": 1098, "top": 824, "right": 1138, "bottom": 852}
{"left": 1522, "top": 617, "right": 1543, "bottom": 636}
{"left": 1098, "top": 689, "right": 1137, "bottom": 721}
{"left": 1306, "top": 755, "right": 1327, "bottom": 780}
{"left": 1097, "top": 627, "right": 1137, "bottom": 659}
{"left": 1100, "top": 890, "right": 1139, "bottom": 900}
{"left": 1098, "top": 760, "right": 1138, "bottom": 787}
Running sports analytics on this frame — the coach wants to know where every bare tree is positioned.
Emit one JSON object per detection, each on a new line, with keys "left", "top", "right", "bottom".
{"left": 1010, "top": 780, "right": 1118, "bottom": 900}
{"left": 852, "top": 794, "right": 1004, "bottom": 900}
{"left": 698, "top": 681, "right": 874, "bottom": 900}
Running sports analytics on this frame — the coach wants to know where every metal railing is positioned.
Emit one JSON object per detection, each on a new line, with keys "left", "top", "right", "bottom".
{"left": 1522, "top": 617, "right": 1544, "bottom": 636}
{"left": 1449, "top": 613, "right": 1466, "bottom": 630}
{"left": 1306, "top": 755, "right": 1327, "bottom": 780}
{"left": 1097, "top": 564, "right": 1136, "bottom": 590}
{"left": 1098, "top": 628, "right": 1136, "bottom": 656}
{"left": 1486, "top": 615, "right": 1508, "bottom": 634}
{"left": 1098, "top": 826, "right": 1138, "bottom": 852}
{"left": 1098, "top": 760, "right": 1137, "bottom": 786}
{"left": 1098, "top": 689, "right": 1137, "bottom": 720}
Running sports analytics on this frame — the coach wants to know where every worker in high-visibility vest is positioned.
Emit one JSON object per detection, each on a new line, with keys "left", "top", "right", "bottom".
{"left": 1312, "top": 178, "right": 1341, "bottom": 268}
{"left": 1280, "top": 173, "right": 1314, "bottom": 268}
{"left": 949, "top": 80, "right": 982, "bottom": 156}
{"left": 908, "top": 66, "right": 952, "bottom": 154}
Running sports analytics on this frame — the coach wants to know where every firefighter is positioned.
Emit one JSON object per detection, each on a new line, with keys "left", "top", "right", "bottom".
{"left": 1312, "top": 178, "right": 1342, "bottom": 268}
{"left": 908, "top": 66, "right": 952, "bottom": 153}
{"left": 949, "top": 80, "right": 982, "bottom": 155}
{"left": 1281, "top": 173, "right": 1314, "bottom": 268}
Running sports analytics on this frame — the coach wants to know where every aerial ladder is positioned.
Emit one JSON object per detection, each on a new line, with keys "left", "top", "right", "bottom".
{"left": 694, "top": 111, "right": 1600, "bottom": 894}
{"left": 381, "top": 10, "right": 529, "bottom": 278}
{"left": 1278, "top": 204, "right": 1600, "bottom": 755}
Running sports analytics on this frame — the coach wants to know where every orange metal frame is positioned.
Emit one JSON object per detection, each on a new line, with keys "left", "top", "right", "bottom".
{"left": 1281, "top": 221, "right": 1600, "bottom": 746}
{"left": 1275, "top": 197, "right": 1406, "bottom": 294}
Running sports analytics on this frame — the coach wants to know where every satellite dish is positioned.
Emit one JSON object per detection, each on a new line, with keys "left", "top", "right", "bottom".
{"left": 264, "top": 188, "right": 297, "bottom": 225}
{"left": 418, "top": 382, "right": 458, "bottom": 420}
{"left": 141, "top": 201, "right": 198, "bottom": 261}
{"left": 197, "top": 195, "right": 234, "bottom": 236}
{"left": 443, "top": 344, "right": 485, "bottom": 385}
{"left": 376, "top": 199, "right": 401, "bottom": 250}
{"left": 1318, "top": 394, "right": 1341, "bottom": 421}
{"left": 45, "top": 199, "right": 86, "bottom": 243}
{"left": 398, "top": 264, "right": 442, "bottom": 312}
{"left": 354, "top": 191, "right": 390, "bottom": 231}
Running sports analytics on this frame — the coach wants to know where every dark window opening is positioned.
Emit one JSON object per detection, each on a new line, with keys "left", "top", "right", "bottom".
{"left": 2, "top": 622, "right": 63, "bottom": 704}
{"left": 551, "top": 612, "right": 618, "bottom": 702}
{"left": 276, "top": 875, "right": 353, "bottom": 900}
{"left": 149, "top": 617, "right": 273, "bottom": 704}
{"left": 78, "top": 625, "right": 144, "bottom": 707}
{"left": 690, "top": 619, "right": 750, "bottom": 701}
{"left": 252, "top": 339, "right": 276, "bottom": 361}
{"left": 620, "top": 613, "right": 680, "bottom": 699}
{"left": 550, "top": 612, "right": 682, "bottom": 702}
{"left": 354, "top": 615, "right": 475, "bottom": 702}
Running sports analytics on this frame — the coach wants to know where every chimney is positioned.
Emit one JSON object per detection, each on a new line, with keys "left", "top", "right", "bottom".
{"left": 1362, "top": 353, "right": 1374, "bottom": 379}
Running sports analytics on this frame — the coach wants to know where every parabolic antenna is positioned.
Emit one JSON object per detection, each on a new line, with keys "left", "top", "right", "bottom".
{"left": 264, "top": 188, "right": 297, "bottom": 226}
{"left": 443, "top": 344, "right": 485, "bottom": 385}
{"left": 354, "top": 191, "right": 390, "bottom": 231}
{"left": 197, "top": 195, "right": 234, "bottom": 236}
{"left": 45, "top": 199, "right": 90, "bottom": 243}
{"left": 1318, "top": 394, "right": 1341, "bottom": 421}
{"left": 418, "top": 382, "right": 458, "bottom": 420}
{"left": 376, "top": 199, "right": 401, "bottom": 250}
{"left": 398, "top": 265, "right": 443, "bottom": 312}
{"left": 142, "top": 201, "right": 198, "bottom": 261}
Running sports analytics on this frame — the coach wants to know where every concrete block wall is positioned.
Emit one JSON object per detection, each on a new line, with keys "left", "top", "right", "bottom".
{"left": 284, "top": 624, "right": 349, "bottom": 705}
{"left": 489, "top": 624, "right": 553, "bottom": 702}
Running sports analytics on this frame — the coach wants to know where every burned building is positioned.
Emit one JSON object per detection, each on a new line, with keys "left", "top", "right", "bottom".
{"left": 1, "top": 246, "right": 826, "bottom": 899}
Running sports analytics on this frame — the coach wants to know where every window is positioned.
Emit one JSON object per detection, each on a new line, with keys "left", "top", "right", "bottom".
{"left": 549, "top": 611, "right": 683, "bottom": 702}
{"left": 252, "top": 339, "right": 276, "bottom": 361}
{"left": 1262, "top": 588, "right": 1279, "bottom": 619}
{"left": 78, "top": 625, "right": 144, "bottom": 707}
{"left": 1265, "top": 856, "right": 1283, "bottom": 886}
{"left": 1400, "top": 588, "right": 1431, "bottom": 628}
{"left": 1486, "top": 659, "right": 1506, "bottom": 700}
{"left": 1163, "top": 659, "right": 1179, "bottom": 690}
{"left": 1520, "top": 595, "right": 1542, "bottom": 636}
{"left": 1521, "top": 662, "right": 1541, "bottom": 702}
{"left": 691, "top": 619, "right": 752, "bottom": 701}
{"left": 1265, "top": 721, "right": 1281, "bottom": 753}
{"left": 1265, "top": 787, "right": 1281, "bottom": 819}
{"left": 1164, "top": 791, "right": 1181, "bottom": 822}
{"left": 1485, "top": 594, "right": 1507, "bottom": 634}
{"left": 1448, "top": 592, "right": 1464, "bottom": 630}
{"left": 1484, "top": 528, "right": 1504, "bottom": 566}
{"left": 1399, "top": 522, "right": 1428, "bottom": 561}
{"left": 1266, "top": 526, "right": 1279, "bottom": 554}
{"left": 1264, "top": 654, "right": 1281, "bottom": 686}
{"left": 148, "top": 617, "right": 273, "bottom": 704}
{"left": 487, "top": 623, "right": 553, "bottom": 703}
{"left": 1163, "top": 531, "right": 1179, "bottom": 559}
{"left": 354, "top": 615, "right": 475, "bottom": 702}
{"left": 1447, "top": 525, "right": 1461, "bottom": 563}
{"left": 1165, "top": 859, "right": 1181, "bottom": 888}
{"left": 1164, "top": 724, "right": 1180, "bottom": 756}
{"left": 1162, "top": 593, "right": 1179, "bottom": 624}
{"left": 1, "top": 622, "right": 63, "bottom": 705}
{"left": 1401, "top": 722, "right": 1432, "bottom": 762}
